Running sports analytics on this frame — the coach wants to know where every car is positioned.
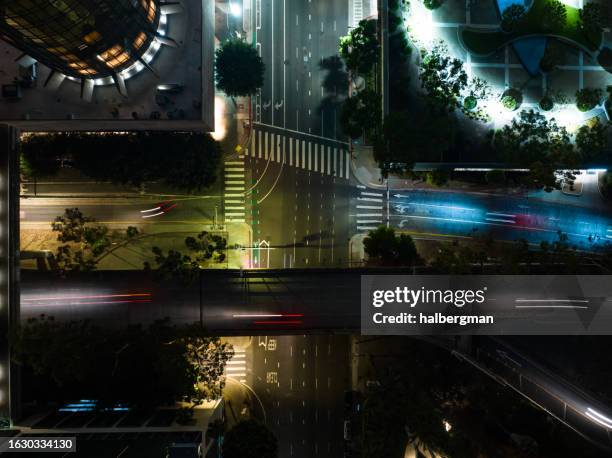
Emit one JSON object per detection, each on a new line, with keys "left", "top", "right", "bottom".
{"left": 343, "top": 419, "right": 351, "bottom": 441}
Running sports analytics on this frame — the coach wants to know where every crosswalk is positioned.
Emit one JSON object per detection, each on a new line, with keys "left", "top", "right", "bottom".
{"left": 225, "top": 347, "right": 247, "bottom": 383}
{"left": 224, "top": 158, "right": 246, "bottom": 223}
{"left": 355, "top": 185, "right": 385, "bottom": 232}
{"left": 248, "top": 128, "right": 351, "bottom": 180}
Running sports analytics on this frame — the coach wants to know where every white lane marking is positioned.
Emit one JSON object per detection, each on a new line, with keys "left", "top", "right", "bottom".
{"left": 357, "top": 220, "right": 382, "bottom": 224}
{"left": 357, "top": 226, "right": 377, "bottom": 231}
{"left": 358, "top": 197, "right": 383, "bottom": 202}
{"left": 344, "top": 151, "right": 350, "bottom": 178}
{"left": 361, "top": 192, "right": 383, "bottom": 197}
{"left": 357, "top": 205, "right": 382, "bottom": 209}
{"left": 356, "top": 184, "right": 366, "bottom": 189}
{"left": 356, "top": 213, "right": 383, "bottom": 217}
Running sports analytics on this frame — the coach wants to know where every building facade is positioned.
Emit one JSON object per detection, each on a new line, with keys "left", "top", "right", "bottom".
{"left": 0, "top": 0, "right": 162, "bottom": 82}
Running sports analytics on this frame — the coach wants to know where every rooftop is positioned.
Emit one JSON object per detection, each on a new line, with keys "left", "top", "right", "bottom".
{"left": 0, "top": 0, "right": 214, "bottom": 131}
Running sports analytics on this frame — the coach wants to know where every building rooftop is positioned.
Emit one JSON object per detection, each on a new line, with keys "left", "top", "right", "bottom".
{"left": 0, "top": 0, "right": 214, "bottom": 131}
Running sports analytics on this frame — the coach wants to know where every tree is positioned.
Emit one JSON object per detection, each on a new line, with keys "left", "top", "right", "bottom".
{"left": 485, "top": 169, "right": 506, "bottom": 185}
{"left": 215, "top": 38, "right": 265, "bottom": 97}
{"left": 339, "top": 89, "right": 381, "bottom": 139}
{"left": 339, "top": 19, "right": 379, "bottom": 75}
{"left": 222, "top": 420, "right": 278, "bottom": 458}
{"left": 19, "top": 134, "right": 63, "bottom": 178}
{"left": 426, "top": 169, "right": 450, "bottom": 187}
{"left": 26, "top": 132, "right": 222, "bottom": 192}
{"left": 580, "top": 3, "right": 611, "bottom": 38}
{"left": 419, "top": 42, "right": 468, "bottom": 113}
{"left": 501, "top": 4, "right": 526, "bottom": 32}
{"left": 10, "top": 317, "right": 232, "bottom": 408}
{"left": 542, "top": 0, "right": 567, "bottom": 30}
{"left": 493, "top": 110, "right": 577, "bottom": 190}
{"left": 185, "top": 231, "right": 227, "bottom": 264}
{"left": 51, "top": 208, "right": 111, "bottom": 272}
{"left": 373, "top": 110, "right": 455, "bottom": 173}
{"left": 363, "top": 226, "right": 420, "bottom": 266}
{"left": 539, "top": 39, "right": 564, "bottom": 73}
{"left": 575, "top": 87, "right": 603, "bottom": 112}
{"left": 150, "top": 247, "right": 199, "bottom": 284}
{"left": 576, "top": 118, "right": 609, "bottom": 162}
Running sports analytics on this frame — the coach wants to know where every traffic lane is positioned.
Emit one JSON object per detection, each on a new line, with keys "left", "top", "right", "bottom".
{"left": 20, "top": 197, "right": 220, "bottom": 225}
{"left": 252, "top": 335, "right": 349, "bottom": 458}
{"left": 389, "top": 191, "right": 612, "bottom": 248}
{"left": 257, "top": 0, "right": 273, "bottom": 125}
{"left": 476, "top": 338, "right": 612, "bottom": 448}
{"left": 20, "top": 272, "right": 200, "bottom": 326}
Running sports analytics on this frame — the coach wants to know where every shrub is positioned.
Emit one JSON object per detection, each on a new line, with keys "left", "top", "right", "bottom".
{"left": 575, "top": 88, "right": 603, "bottom": 112}
{"left": 502, "top": 96, "right": 517, "bottom": 111}
{"left": 502, "top": 89, "right": 522, "bottom": 111}
{"left": 463, "top": 95, "right": 477, "bottom": 111}
{"left": 485, "top": 170, "right": 506, "bottom": 185}
{"left": 539, "top": 96, "right": 554, "bottom": 111}
{"left": 423, "top": 0, "right": 444, "bottom": 10}
{"left": 542, "top": 0, "right": 567, "bottom": 31}
{"left": 501, "top": 4, "right": 526, "bottom": 32}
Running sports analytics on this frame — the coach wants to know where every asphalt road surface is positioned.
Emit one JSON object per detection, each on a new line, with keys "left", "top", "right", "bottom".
{"left": 251, "top": 335, "right": 350, "bottom": 458}
{"left": 351, "top": 186, "right": 612, "bottom": 251}
{"left": 255, "top": 0, "right": 348, "bottom": 137}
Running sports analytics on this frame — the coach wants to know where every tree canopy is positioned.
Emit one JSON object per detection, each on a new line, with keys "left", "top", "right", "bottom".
{"left": 339, "top": 88, "right": 381, "bottom": 139}
{"left": 339, "top": 19, "right": 379, "bottom": 75}
{"left": 493, "top": 110, "right": 578, "bottom": 191}
{"left": 51, "top": 208, "right": 111, "bottom": 273}
{"left": 419, "top": 42, "right": 468, "bottom": 113}
{"left": 20, "top": 132, "right": 222, "bottom": 192}
{"left": 11, "top": 318, "right": 233, "bottom": 408}
{"left": 215, "top": 38, "right": 265, "bottom": 97}
{"left": 579, "top": 3, "right": 610, "bottom": 38}
{"left": 501, "top": 4, "right": 526, "bottom": 32}
{"left": 222, "top": 420, "right": 278, "bottom": 458}
{"left": 542, "top": 0, "right": 567, "bottom": 30}
{"left": 363, "top": 226, "right": 420, "bottom": 266}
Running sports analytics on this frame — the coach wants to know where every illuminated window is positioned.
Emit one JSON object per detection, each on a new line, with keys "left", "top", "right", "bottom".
{"left": 83, "top": 30, "right": 102, "bottom": 44}
{"left": 97, "top": 44, "right": 130, "bottom": 69}
{"left": 133, "top": 32, "right": 146, "bottom": 50}
{"left": 140, "top": 0, "right": 156, "bottom": 23}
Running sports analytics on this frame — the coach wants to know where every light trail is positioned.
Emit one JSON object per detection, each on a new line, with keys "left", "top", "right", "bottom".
{"left": 232, "top": 313, "right": 304, "bottom": 318}
{"left": 585, "top": 408, "right": 612, "bottom": 429}
{"left": 22, "top": 293, "right": 152, "bottom": 302}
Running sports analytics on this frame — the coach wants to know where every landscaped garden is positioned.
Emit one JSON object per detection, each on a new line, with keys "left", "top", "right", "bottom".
{"left": 460, "top": 0, "right": 603, "bottom": 57}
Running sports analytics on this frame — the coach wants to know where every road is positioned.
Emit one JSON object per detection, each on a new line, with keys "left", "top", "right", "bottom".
{"left": 250, "top": 335, "right": 349, "bottom": 458}
{"left": 350, "top": 186, "right": 612, "bottom": 251}
{"left": 246, "top": 0, "right": 352, "bottom": 268}
{"left": 255, "top": 0, "right": 348, "bottom": 136}
{"left": 20, "top": 195, "right": 222, "bottom": 229}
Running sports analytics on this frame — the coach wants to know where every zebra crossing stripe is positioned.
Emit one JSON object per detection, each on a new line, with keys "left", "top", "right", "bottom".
{"left": 333, "top": 148, "right": 338, "bottom": 177}
{"left": 301, "top": 140, "right": 306, "bottom": 168}
{"left": 327, "top": 147, "right": 331, "bottom": 175}
{"left": 314, "top": 144, "right": 318, "bottom": 172}
{"left": 289, "top": 138, "right": 293, "bottom": 166}
{"left": 345, "top": 151, "right": 350, "bottom": 178}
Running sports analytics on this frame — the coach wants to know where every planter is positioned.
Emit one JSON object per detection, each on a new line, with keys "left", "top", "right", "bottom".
{"left": 423, "top": 0, "right": 444, "bottom": 10}
{"left": 502, "top": 88, "right": 522, "bottom": 111}
{"left": 539, "top": 96, "right": 554, "bottom": 111}
{"left": 463, "top": 95, "right": 477, "bottom": 111}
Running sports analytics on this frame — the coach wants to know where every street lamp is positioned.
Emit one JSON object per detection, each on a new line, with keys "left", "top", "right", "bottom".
{"left": 229, "top": 2, "right": 241, "bottom": 17}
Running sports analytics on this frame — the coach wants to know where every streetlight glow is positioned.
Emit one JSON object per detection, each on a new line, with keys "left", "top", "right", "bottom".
{"left": 229, "top": 2, "right": 242, "bottom": 17}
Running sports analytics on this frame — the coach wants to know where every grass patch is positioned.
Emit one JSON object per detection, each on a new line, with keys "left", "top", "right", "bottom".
{"left": 460, "top": 0, "right": 602, "bottom": 56}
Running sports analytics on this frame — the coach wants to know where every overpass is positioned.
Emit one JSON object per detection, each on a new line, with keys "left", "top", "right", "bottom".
{"left": 19, "top": 268, "right": 612, "bottom": 451}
